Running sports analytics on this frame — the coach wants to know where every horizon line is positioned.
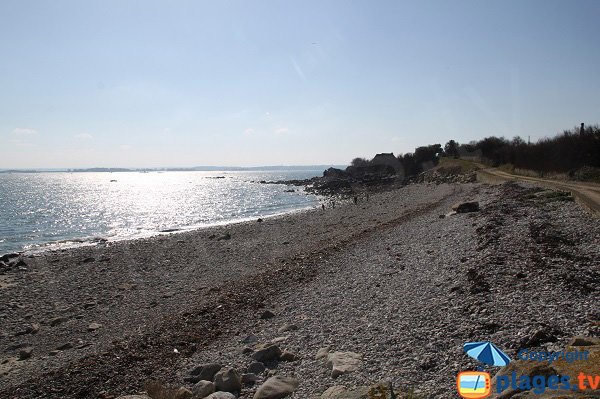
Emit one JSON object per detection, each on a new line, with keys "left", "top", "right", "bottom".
{"left": 0, "top": 164, "right": 347, "bottom": 172}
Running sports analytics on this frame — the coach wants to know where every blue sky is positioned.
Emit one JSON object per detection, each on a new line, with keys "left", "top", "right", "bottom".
{"left": 1, "top": 0, "right": 599, "bottom": 168}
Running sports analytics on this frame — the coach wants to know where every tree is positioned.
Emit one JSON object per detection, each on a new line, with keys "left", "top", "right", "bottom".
{"left": 400, "top": 153, "right": 419, "bottom": 177}
{"left": 414, "top": 144, "right": 443, "bottom": 168}
{"left": 350, "top": 157, "right": 370, "bottom": 167}
{"left": 444, "top": 140, "right": 459, "bottom": 158}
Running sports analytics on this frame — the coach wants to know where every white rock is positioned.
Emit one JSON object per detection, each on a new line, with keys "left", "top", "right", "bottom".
{"left": 253, "top": 376, "right": 299, "bottom": 399}
{"left": 326, "top": 351, "right": 363, "bottom": 378}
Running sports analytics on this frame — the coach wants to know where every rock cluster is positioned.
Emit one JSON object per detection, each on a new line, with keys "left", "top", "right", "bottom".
{"left": 411, "top": 169, "right": 477, "bottom": 184}
{"left": 0, "top": 253, "right": 27, "bottom": 273}
{"left": 139, "top": 351, "right": 300, "bottom": 399}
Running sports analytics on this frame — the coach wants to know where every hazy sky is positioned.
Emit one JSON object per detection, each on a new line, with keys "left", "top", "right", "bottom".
{"left": 1, "top": 0, "right": 599, "bottom": 168}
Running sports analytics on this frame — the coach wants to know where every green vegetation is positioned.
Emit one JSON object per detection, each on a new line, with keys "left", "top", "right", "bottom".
{"left": 436, "top": 157, "right": 481, "bottom": 174}
{"left": 537, "top": 191, "right": 575, "bottom": 203}
{"left": 463, "top": 124, "right": 600, "bottom": 181}
{"left": 351, "top": 123, "right": 599, "bottom": 183}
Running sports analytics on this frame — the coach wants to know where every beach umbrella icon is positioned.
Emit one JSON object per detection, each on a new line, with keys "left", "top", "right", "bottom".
{"left": 463, "top": 341, "right": 511, "bottom": 367}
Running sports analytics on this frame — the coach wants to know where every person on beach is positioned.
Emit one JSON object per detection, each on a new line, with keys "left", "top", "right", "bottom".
{"left": 353, "top": 196, "right": 358, "bottom": 205}
{"left": 331, "top": 200, "right": 335, "bottom": 209}
{"left": 321, "top": 203, "right": 325, "bottom": 211}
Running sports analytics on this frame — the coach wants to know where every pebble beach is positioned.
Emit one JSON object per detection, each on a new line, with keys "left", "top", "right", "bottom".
{"left": 1, "top": 181, "right": 598, "bottom": 398}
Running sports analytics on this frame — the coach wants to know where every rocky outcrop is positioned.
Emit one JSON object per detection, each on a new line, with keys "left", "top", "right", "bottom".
{"left": 412, "top": 168, "right": 477, "bottom": 184}
{"left": 264, "top": 163, "right": 404, "bottom": 196}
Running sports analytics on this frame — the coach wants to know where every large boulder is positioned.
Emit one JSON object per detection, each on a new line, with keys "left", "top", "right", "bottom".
{"left": 253, "top": 376, "right": 299, "bottom": 399}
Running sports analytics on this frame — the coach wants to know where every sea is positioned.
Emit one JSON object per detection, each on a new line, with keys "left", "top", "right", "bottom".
{"left": 0, "top": 169, "right": 324, "bottom": 255}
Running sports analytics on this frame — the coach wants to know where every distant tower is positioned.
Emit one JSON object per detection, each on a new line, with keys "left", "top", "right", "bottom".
{"left": 580, "top": 122, "right": 585, "bottom": 134}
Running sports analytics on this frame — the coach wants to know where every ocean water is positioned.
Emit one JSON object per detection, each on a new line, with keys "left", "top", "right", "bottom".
{"left": 0, "top": 170, "right": 323, "bottom": 255}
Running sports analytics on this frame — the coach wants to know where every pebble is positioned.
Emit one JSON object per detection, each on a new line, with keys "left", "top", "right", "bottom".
{"left": 87, "top": 322, "right": 102, "bottom": 331}
{"left": 50, "top": 316, "right": 68, "bottom": 327}
{"left": 260, "top": 310, "right": 276, "bottom": 320}
{"left": 56, "top": 342, "right": 73, "bottom": 351}
{"left": 18, "top": 347, "right": 33, "bottom": 360}
{"left": 277, "top": 323, "right": 298, "bottom": 333}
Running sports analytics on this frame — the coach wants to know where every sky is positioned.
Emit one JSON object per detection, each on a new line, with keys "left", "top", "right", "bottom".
{"left": 1, "top": 0, "right": 599, "bottom": 168}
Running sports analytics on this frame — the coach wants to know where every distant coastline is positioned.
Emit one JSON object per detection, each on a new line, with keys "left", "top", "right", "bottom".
{"left": 0, "top": 165, "right": 347, "bottom": 173}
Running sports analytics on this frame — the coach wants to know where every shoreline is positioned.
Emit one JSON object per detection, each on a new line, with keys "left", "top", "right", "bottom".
{"left": 1, "top": 181, "right": 598, "bottom": 398}
{"left": 1, "top": 183, "right": 457, "bottom": 393}
{"left": 2, "top": 198, "right": 324, "bottom": 259}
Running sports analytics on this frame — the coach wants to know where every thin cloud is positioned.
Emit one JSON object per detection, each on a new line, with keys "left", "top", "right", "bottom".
{"left": 274, "top": 127, "right": 289, "bottom": 135}
{"left": 12, "top": 128, "right": 37, "bottom": 135}
{"left": 74, "top": 133, "right": 93, "bottom": 140}
{"left": 243, "top": 128, "right": 255, "bottom": 135}
{"left": 10, "top": 138, "right": 34, "bottom": 147}
{"left": 290, "top": 56, "right": 307, "bottom": 82}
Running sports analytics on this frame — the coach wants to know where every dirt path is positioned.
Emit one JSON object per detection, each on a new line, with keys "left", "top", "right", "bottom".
{"left": 477, "top": 168, "right": 600, "bottom": 216}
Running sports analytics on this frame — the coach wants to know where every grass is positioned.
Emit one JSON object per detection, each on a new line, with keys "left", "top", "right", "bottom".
{"left": 535, "top": 190, "right": 574, "bottom": 203}
{"left": 437, "top": 157, "right": 482, "bottom": 173}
